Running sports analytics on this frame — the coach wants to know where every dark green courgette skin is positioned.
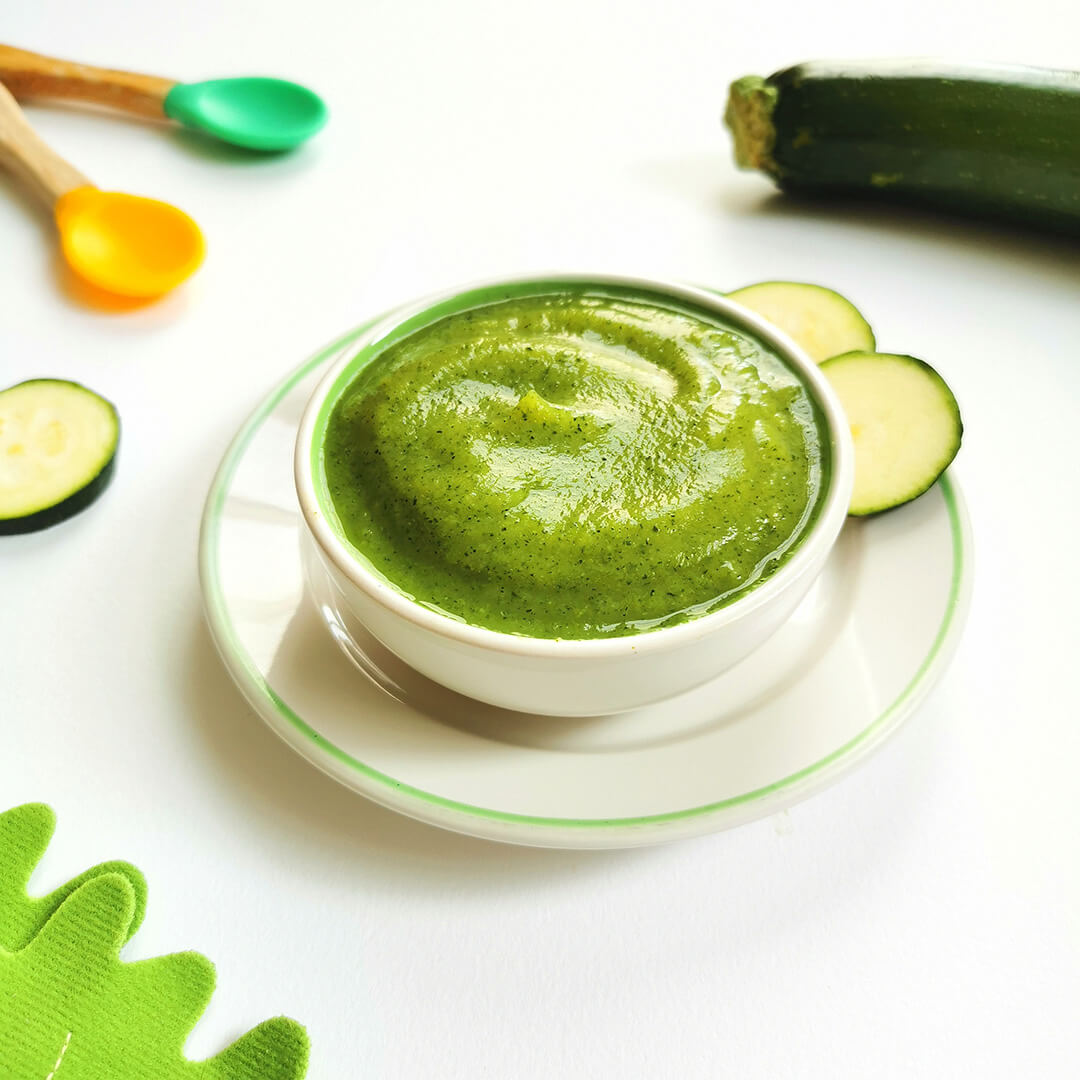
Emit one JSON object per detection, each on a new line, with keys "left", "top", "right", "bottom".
{"left": 0, "top": 453, "right": 117, "bottom": 535}
{"left": 729, "top": 62, "right": 1080, "bottom": 234}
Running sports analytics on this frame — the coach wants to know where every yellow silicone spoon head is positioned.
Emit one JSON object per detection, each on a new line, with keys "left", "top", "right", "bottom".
{"left": 54, "top": 186, "right": 204, "bottom": 298}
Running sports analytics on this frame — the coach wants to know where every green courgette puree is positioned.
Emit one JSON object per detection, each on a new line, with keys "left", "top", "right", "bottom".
{"left": 322, "top": 289, "right": 828, "bottom": 639}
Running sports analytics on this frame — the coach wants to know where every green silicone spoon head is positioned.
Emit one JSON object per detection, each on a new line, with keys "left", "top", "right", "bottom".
{"left": 163, "top": 77, "right": 328, "bottom": 151}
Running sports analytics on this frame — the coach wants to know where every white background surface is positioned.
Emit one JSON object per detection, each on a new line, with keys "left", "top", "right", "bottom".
{"left": 3, "top": 1, "right": 1079, "bottom": 1076}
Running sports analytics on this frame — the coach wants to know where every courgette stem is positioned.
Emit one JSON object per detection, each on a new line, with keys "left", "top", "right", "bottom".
{"left": 724, "top": 76, "right": 780, "bottom": 178}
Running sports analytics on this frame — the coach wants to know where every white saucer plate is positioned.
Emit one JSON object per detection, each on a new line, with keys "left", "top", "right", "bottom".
{"left": 199, "top": 325, "right": 973, "bottom": 849}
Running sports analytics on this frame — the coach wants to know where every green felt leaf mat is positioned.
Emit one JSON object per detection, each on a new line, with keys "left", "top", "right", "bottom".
{"left": 0, "top": 803, "right": 147, "bottom": 952}
{"left": 0, "top": 804, "right": 309, "bottom": 1079}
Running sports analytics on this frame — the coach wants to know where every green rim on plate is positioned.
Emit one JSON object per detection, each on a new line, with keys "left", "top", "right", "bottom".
{"left": 199, "top": 318, "right": 970, "bottom": 835}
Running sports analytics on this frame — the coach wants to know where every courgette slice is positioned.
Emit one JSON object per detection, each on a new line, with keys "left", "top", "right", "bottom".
{"left": 0, "top": 379, "right": 119, "bottom": 534}
{"left": 727, "top": 281, "right": 875, "bottom": 363}
{"left": 725, "top": 60, "right": 1080, "bottom": 234}
{"left": 820, "top": 351, "right": 961, "bottom": 516}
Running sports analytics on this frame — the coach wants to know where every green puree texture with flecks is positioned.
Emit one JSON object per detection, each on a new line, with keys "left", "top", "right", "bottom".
{"left": 323, "top": 291, "right": 828, "bottom": 638}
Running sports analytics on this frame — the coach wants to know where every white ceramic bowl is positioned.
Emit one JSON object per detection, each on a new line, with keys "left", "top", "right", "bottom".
{"left": 295, "top": 274, "right": 854, "bottom": 716}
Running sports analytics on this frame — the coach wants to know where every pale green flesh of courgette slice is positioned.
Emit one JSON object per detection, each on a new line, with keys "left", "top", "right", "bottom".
{"left": 727, "top": 281, "right": 875, "bottom": 364}
{"left": 820, "top": 351, "right": 962, "bottom": 516}
{"left": 0, "top": 379, "right": 119, "bottom": 534}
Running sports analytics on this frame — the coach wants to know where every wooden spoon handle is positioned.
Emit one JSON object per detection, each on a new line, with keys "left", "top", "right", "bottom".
{"left": 0, "top": 44, "right": 176, "bottom": 120}
{"left": 0, "top": 80, "right": 89, "bottom": 208}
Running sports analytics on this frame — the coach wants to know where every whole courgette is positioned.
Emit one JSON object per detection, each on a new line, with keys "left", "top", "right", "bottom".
{"left": 725, "top": 59, "right": 1080, "bottom": 234}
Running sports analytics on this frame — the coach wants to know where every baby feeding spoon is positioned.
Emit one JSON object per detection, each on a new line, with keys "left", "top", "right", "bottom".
{"left": 0, "top": 81, "right": 204, "bottom": 298}
{"left": 0, "top": 44, "right": 327, "bottom": 152}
